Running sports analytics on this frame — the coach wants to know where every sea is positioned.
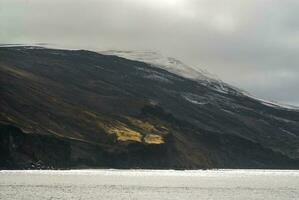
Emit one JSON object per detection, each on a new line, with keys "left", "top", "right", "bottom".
{"left": 0, "top": 169, "right": 299, "bottom": 200}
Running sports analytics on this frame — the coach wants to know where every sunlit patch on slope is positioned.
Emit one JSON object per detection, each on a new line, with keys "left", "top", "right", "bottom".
{"left": 108, "top": 126, "right": 142, "bottom": 142}
{"left": 144, "top": 134, "right": 164, "bottom": 144}
{"left": 91, "top": 114, "right": 167, "bottom": 144}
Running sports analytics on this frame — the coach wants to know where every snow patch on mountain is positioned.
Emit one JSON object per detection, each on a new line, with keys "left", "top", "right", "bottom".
{"left": 101, "top": 50, "right": 211, "bottom": 80}
{"left": 182, "top": 93, "right": 208, "bottom": 105}
{"left": 242, "top": 92, "right": 299, "bottom": 111}
{"left": 100, "top": 50, "right": 241, "bottom": 95}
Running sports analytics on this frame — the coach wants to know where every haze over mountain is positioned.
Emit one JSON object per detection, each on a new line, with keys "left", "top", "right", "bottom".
{"left": 2, "top": 0, "right": 299, "bottom": 106}
{"left": 1, "top": 46, "right": 299, "bottom": 169}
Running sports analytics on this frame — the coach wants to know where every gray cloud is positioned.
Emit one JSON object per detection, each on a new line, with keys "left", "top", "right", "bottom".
{"left": 1, "top": 0, "right": 299, "bottom": 105}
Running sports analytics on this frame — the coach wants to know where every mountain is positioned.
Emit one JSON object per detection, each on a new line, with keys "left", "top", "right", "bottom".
{"left": 101, "top": 50, "right": 212, "bottom": 80}
{"left": 101, "top": 50, "right": 236, "bottom": 95}
{"left": 1, "top": 46, "right": 299, "bottom": 169}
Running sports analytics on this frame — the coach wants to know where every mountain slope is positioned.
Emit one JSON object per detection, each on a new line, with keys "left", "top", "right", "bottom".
{"left": 1, "top": 46, "right": 299, "bottom": 169}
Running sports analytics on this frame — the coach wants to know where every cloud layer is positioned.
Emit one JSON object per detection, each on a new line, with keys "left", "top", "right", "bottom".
{"left": 1, "top": 0, "right": 299, "bottom": 105}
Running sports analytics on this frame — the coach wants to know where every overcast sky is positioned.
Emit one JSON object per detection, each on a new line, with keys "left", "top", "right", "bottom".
{"left": 1, "top": 0, "right": 299, "bottom": 105}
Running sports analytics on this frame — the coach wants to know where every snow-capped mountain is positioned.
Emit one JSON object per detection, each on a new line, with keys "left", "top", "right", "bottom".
{"left": 101, "top": 50, "right": 241, "bottom": 95}
{"left": 101, "top": 50, "right": 298, "bottom": 110}
{"left": 1, "top": 45, "right": 297, "bottom": 110}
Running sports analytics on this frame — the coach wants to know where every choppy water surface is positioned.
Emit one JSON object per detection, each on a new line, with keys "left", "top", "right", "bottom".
{"left": 1, "top": 169, "right": 299, "bottom": 200}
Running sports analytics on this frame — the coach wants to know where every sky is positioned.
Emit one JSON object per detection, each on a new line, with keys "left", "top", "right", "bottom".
{"left": 1, "top": 0, "right": 299, "bottom": 106}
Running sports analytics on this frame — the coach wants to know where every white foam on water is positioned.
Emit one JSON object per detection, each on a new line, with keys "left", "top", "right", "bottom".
{"left": 1, "top": 169, "right": 299, "bottom": 200}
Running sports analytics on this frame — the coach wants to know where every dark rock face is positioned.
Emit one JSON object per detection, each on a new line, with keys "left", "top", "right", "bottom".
{"left": 0, "top": 124, "right": 180, "bottom": 169}
{"left": 0, "top": 124, "right": 71, "bottom": 169}
{"left": 1, "top": 46, "right": 299, "bottom": 169}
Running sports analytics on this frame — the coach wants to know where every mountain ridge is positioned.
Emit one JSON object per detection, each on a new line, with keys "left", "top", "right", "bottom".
{"left": 101, "top": 49, "right": 299, "bottom": 111}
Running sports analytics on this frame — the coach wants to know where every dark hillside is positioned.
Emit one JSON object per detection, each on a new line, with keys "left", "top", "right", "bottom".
{"left": 1, "top": 46, "right": 299, "bottom": 169}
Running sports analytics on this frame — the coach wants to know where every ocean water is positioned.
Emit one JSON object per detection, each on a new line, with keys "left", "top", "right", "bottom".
{"left": 0, "top": 169, "right": 299, "bottom": 200}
